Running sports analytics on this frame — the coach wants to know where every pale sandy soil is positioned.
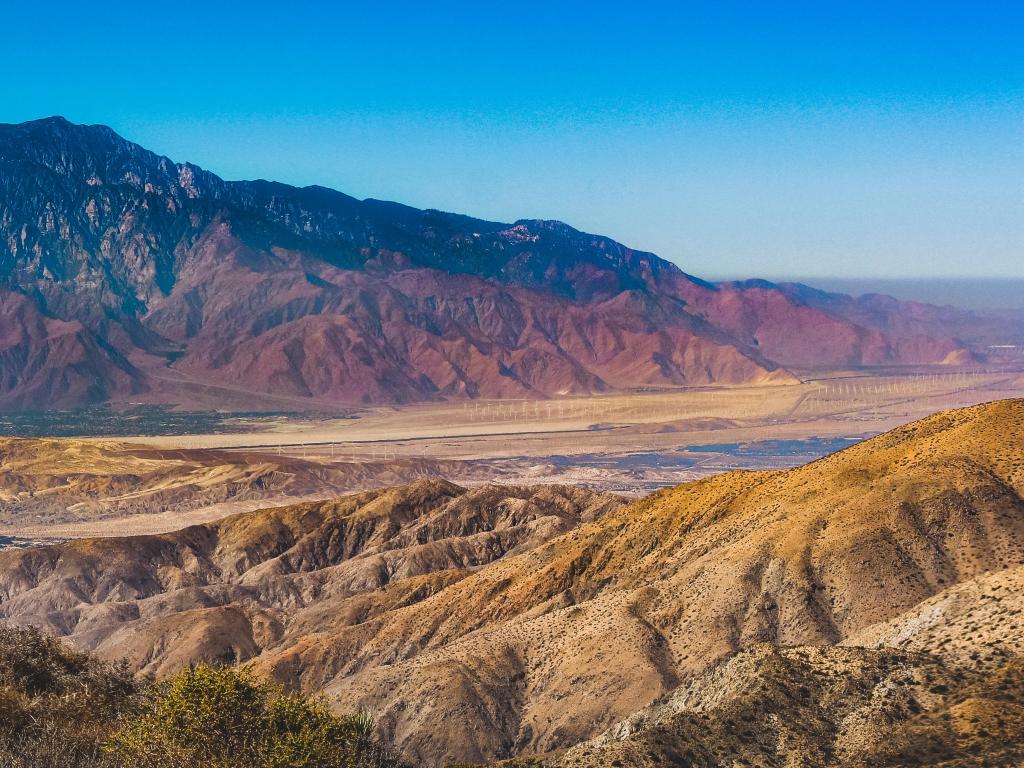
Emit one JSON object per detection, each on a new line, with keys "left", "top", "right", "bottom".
{"left": 106, "top": 368, "right": 1024, "bottom": 459}
{"left": 10, "top": 367, "right": 1023, "bottom": 541}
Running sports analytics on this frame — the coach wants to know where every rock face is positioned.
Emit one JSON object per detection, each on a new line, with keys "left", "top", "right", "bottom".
{"left": 0, "top": 400, "right": 1023, "bottom": 765}
{"left": 0, "top": 116, "right": 987, "bottom": 409}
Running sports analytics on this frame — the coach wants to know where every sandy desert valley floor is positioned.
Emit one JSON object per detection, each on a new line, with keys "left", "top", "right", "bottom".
{"left": 4, "top": 364, "right": 1023, "bottom": 544}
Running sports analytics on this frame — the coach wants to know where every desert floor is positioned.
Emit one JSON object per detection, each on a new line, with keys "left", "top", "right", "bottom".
{"left": 8, "top": 366, "right": 1022, "bottom": 543}
{"left": 125, "top": 366, "right": 1024, "bottom": 482}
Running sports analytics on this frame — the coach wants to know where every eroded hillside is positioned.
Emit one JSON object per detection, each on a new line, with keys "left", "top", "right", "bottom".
{"left": 0, "top": 401, "right": 1022, "bottom": 765}
{"left": 0, "top": 436, "right": 503, "bottom": 528}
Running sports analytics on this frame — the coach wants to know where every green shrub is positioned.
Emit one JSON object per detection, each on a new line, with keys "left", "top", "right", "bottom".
{"left": 0, "top": 625, "right": 404, "bottom": 768}
{"left": 0, "top": 624, "right": 137, "bottom": 768}
{"left": 106, "top": 664, "right": 401, "bottom": 768}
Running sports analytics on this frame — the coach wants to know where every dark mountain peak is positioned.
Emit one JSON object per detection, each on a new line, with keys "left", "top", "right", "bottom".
{"left": 11, "top": 114, "right": 75, "bottom": 130}
{"left": 6, "top": 115, "right": 87, "bottom": 134}
{"left": 0, "top": 117, "right": 989, "bottom": 410}
{"left": 513, "top": 218, "right": 579, "bottom": 234}
{"left": 4, "top": 115, "right": 142, "bottom": 156}
{"left": 0, "top": 116, "right": 230, "bottom": 196}
{"left": 3, "top": 115, "right": 180, "bottom": 193}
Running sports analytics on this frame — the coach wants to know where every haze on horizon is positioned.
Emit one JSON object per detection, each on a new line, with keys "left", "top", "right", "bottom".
{"left": 4, "top": 0, "right": 1022, "bottom": 281}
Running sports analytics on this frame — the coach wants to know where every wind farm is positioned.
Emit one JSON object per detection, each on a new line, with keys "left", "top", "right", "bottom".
{"left": 57, "top": 365, "right": 1024, "bottom": 495}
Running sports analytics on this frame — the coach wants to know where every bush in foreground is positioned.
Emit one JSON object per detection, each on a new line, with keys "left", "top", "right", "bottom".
{"left": 107, "top": 664, "right": 398, "bottom": 768}
{"left": 0, "top": 624, "right": 403, "bottom": 768}
{"left": 0, "top": 624, "right": 137, "bottom": 767}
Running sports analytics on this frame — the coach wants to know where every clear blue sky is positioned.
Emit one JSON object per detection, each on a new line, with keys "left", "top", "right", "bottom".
{"left": 4, "top": 1, "right": 1022, "bottom": 279}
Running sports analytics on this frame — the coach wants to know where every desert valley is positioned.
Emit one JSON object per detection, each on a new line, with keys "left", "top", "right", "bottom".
{"left": 0, "top": 112, "right": 1022, "bottom": 766}
{"left": 3, "top": 397, "right": 1024, "bottom": 767}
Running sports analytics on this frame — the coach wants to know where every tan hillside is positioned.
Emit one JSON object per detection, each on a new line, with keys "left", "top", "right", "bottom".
{"left": 0, "top": 436, "right": 502, "bottom": 528}
{"left": 555, "top": 644, "right": 1024, "bottom": 768}
{"left": 293, "top": 399, "right": 1024, "bottom": 763}
{"left": 0, "top": 400, "right": 1022, "bottom": 765}
{"left": 0, "top": 481, "right": 623, "bottom": 678}
{"left": 848, "top": 564, "right": 1024, "bottom": 670}
{"left": 557, "top": 565, "right": 1024, "bottom": 767}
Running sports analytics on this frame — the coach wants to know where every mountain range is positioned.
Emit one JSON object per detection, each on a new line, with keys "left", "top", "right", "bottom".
{"left": 2, "top": 116, "right": 1017, "bottom": 410}
{"left": 1, "top": 399, "right": 1022, "bottom": 765}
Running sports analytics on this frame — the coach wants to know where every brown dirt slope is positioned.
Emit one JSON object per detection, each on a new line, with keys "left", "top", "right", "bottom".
{"left": 555, "top": 644, "right": 1024, "bottom": 768}
{"left": 1, "top": 400, "right": 1023, "bottom": 765}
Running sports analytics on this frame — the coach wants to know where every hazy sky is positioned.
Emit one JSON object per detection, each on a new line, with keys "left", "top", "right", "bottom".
{"left": 4, "top": 1, "right": 1022, "bottom": 279}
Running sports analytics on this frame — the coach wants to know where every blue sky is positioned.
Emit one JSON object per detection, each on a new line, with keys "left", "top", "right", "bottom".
{"left": 4, "top": 1, "right": 1022, "bottom": 279}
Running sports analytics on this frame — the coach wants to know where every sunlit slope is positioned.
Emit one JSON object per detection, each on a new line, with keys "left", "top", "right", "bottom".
{"left": 560, "top": 565, "right": 1024, "bottom": 767}
{"left": 0, "top": 400, "right": 1021, "bottom": 764}
{"left": 300, "top": 399, "right": 1024, "bottom": 762}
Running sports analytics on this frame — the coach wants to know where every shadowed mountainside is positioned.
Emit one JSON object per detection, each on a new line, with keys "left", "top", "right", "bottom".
{"left": 2, "top": 117, "right": 1002, "bottom": 409}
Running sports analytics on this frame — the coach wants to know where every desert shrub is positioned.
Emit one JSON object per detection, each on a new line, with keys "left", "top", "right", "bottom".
{"left": 0, "top": 624, "right": 138, "bottom": 768}
{"left": 0, "top": 720, "right": 109, "bottom": 768}
{"left": 0, "top": 624, "right": 136, "bottom": 712}
{"left": 106, "top": 663, "right": 403, "bottom": 768}
{"left": 0, "top": 625, "right": 405, "bottom": 768}
{"left": 0, "top": 626, "right": 405, "bottom": 765}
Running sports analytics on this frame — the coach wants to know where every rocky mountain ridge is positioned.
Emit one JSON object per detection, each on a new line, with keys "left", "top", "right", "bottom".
{"left": 0, "top": 117, "right": 999, "bottom": 409}
{"left": 0, "top": 400, "right": 1022, "bottom": 765}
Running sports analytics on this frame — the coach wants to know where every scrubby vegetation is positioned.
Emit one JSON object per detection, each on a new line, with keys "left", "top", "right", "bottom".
{"left": 445, "top": 761, "right": 546, "bottom": 768}
{"left": 0, "top": 625, "right": 404, "bottom": 768}
{"left": 0, "top": 624, "right": 136, "bottom": 767}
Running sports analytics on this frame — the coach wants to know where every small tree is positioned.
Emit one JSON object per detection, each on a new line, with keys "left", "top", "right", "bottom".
{"left": 106, "top": 664, "right": 399, "bottom": 768}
